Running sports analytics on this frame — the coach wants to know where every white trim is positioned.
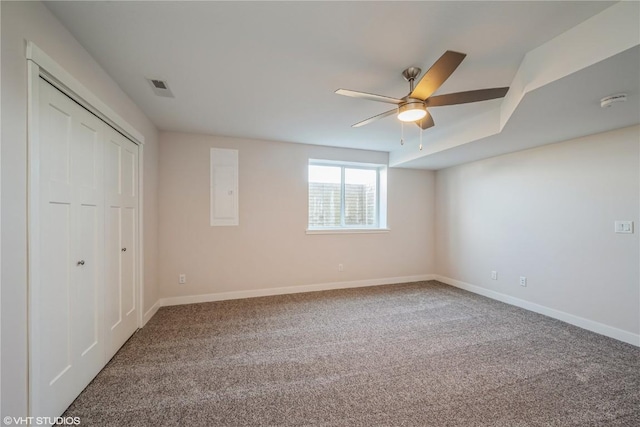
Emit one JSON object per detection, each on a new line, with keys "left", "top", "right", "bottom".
{"left": 435, "top": 275, "right": 640, "bottom": 347}
{"left": 0, "top": 3, "right": 2, "bottom": 412}
{"left": 306, "top": 228, "right": 390, "bottom": 235}
{"left": 309, "top": 159, "right": 385, "bottom": 169}
{"left": 142, "top": 273, "right": 640, "bottom": 348}
{"left": 137, "top": 144, "right": 145, "bottom": 328}
{"left": 26, "top": 42, "right": 144, "bottom": 145}
{"left": 308, "top": 159, "right": 388, "bottom": 230}
{"left": 142, "top": 300, "right": 161, "bottom": 326}
{"left": 160, "top": 275, "right": 436, "bottom": 307}
{"left": 26, "top": 59, "right": 42, "bottom": 419}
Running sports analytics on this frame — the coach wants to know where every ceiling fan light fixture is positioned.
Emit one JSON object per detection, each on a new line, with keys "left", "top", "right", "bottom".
{"left": 397, "top": 101, "right": 427, "bottom": 122}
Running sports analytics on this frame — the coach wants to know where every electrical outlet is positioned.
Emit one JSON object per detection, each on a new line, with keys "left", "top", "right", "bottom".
{"left": 179, "top": 274, "right": 186, "bottom": 284}
{"left": 615, "top": 221, "right": 633, "bottom": 234}
{"left": 491, "top": 271, "right": 498, "bottom": 280}
{"left": 338, "top": 264, "right": 344, "bottom": 272}
{"left": 519, "top": 276, "right": 527, "bottom": 287}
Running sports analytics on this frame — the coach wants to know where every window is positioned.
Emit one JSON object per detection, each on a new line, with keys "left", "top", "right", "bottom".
{"left": 308, "top": 160, "right": 387, "bottom": 232}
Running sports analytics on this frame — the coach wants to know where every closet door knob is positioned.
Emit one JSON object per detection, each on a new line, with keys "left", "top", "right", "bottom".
{"left": 77, "top": 260, "right": 85, "bottom": 266}
{"left": 121, "top": 247, "right": 127, "bottom": 252}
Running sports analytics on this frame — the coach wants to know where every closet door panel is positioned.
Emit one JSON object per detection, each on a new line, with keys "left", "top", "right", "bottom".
{"left": 34, "top": 78, "right": 105, "bottom": 419}
{"left": 33, "top": 78, "right": 141, "bottom": 420}
{"left": 104, "top": 129, "right": 139, "bottom": 359}
{"left": 75, "top": 120, "right": 101, "bottom": 204}
{"left": 40, "top": 203, "right": 73, "bottom": 387}
{"left": 43, "top": 95, "right": 73, "bottom": 205}
{"left": 122, "top": 207, "right": 136, "bottom": 316}
{"left": 121, "top": 138, "right": 138, "bottom": 319}
{"left": 37, "top": 82, "right": 76, "bottom": 416}
{"left": 105, "top": 131, "right": 123, "bottom": 340}
{"left": 72, "top": 109, "right": 104, "bottom": 358}
{"left": 45, "top": 102, "right": 72, "bottom": 188}
{"left": 122, "top": 143, "right": 136, "bottom": 199}
{"left": 105, "top": 138, "right": 122, "bottom": 198}
{"left": 106, "top": 207, "right": 122, "bottom": 331}
{"left": 75, "top": 204, "right": 100, "bottom": 356}
{"left": 70, "top": 97, "right": 106, "bottom": 388}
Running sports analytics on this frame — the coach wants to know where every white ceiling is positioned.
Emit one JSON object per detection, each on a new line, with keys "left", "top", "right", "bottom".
{"left": 46, "top": 1, "right": 637, "bottom": 169}
{"left": 398, "top": 45, "right": 640, "bottom": 169}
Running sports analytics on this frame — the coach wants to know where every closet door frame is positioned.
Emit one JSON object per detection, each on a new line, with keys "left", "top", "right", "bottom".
{"left": 26, "top": 42, "right": 146, "bottom": 417}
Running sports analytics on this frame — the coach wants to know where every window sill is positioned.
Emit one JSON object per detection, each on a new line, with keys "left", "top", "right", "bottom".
{"left": 306, "top": 228, "right": 390, "bottom": 235}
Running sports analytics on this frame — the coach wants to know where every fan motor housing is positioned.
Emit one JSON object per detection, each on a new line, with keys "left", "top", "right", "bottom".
{"left": 399, "top": 98, "right": 425, "bottom": 108}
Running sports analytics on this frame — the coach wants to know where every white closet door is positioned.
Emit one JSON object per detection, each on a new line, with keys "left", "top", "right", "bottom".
{"left": 105, "top": 127, "right": 139, "bottom": 360}
{"left": 33, "top": 78, "right": 105, "bottom": 417}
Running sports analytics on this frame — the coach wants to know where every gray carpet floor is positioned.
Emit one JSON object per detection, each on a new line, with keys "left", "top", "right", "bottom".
{"left": 63, "top": 281, "right": 640, "bottom": 426}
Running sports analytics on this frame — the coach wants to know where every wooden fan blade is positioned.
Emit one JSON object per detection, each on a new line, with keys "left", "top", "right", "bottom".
{"left": 414, "top": 109, "right": 435, "bottom": 130}
{"left": 336, "top": 89, "right": 403, "bottom": 105}
{"left": 410, "top": 51, "right": 466, "bottom": 101}
{"left": 426, "top": 87, "right": 509, "bottom": 107}
{"left": 352, "top": 108, "right": 397, "bottom": 128}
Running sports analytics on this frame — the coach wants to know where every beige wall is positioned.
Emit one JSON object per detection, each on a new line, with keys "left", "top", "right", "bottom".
{"left": 1, "top": 2, "right": 636, "bottom": 420}
{"left": 158, "top": 132, "right": 435, "bottom": 299}
{"left": 436, "top": 125, "right": 640, "bottom": 335}
{"left": 1, "top": 1, "right": 159, "bottom": 417}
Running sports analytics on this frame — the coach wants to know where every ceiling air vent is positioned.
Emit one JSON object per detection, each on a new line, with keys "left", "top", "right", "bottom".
{"left": 146, "top": 78, "right": 174, "bottom": 98}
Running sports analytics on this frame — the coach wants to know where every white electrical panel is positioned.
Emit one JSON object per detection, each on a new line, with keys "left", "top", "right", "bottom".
{"left": 210, "top": 148, "right": 239, "bottom": 226}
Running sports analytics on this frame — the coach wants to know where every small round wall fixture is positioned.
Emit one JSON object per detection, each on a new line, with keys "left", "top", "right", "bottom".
{"left": 600, "top": 93, "right": 627, "bottom": 108}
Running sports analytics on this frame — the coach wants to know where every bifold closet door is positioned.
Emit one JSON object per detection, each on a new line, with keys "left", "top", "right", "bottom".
{"left": 33, "top": 78, "right": 105, "bottom": 417}
{"left": 105, "top": 127, "right": 139, "bottom": 360}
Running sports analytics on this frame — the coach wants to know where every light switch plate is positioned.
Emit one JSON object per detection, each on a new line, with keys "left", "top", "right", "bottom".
{"left": 614, "top": 221, "right": 634, "bottom": 234}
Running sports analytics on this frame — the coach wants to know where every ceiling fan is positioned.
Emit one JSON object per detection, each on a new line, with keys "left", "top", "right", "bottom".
{"left": 336, "top": 51, "right": 509, "bottom": 130}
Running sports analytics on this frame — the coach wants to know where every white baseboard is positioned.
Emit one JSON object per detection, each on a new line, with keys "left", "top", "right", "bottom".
{"left": 145, "top": 274, "right": 639, "bottom": 347}
{"left": 159, "top": 274, "right": 436, "bottom": 308}
{"left": 142, "top": 300, "right": 161, "bottom": 326}
{"left": 435, "top": 275, "right": 640, "bottom": 347}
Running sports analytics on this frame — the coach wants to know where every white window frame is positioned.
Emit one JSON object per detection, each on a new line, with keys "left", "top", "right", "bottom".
{"left": 307, "top": 159, "right": 389, "bottom": 234}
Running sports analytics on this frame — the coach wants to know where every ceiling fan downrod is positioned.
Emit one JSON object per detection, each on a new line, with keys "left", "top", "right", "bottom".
{"left": 402, "top": 67, "right": 422, "bottom": 93}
